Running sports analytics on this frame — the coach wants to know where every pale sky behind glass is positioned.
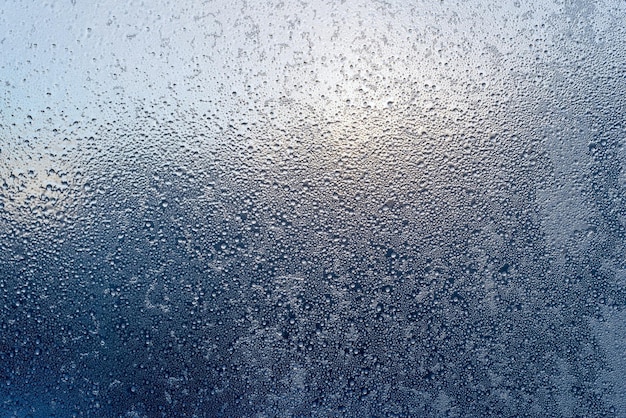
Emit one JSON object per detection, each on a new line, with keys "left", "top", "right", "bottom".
{"left": 1, "top": 0, "right": 590, "bottom": 130}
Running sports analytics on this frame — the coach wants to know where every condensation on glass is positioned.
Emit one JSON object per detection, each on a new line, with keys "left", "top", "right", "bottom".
{"left": 1, "top": 0, "right": 626, "bottom": 416}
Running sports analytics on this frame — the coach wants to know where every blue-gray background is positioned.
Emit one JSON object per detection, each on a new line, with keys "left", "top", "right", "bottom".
{"left": 2, "top": 1, "right": 626, "bottom": 416}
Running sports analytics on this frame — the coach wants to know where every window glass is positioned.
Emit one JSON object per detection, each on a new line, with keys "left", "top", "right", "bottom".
{"left": 1, "top": 1, "right": 626, "bottom": 416}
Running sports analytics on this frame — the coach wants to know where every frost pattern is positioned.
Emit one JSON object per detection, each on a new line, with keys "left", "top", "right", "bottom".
{"left": 1, "top": 0, "right": 626, "bottom": 416}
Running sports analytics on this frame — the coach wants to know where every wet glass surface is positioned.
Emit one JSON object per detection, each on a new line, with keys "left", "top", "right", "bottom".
{"left": 1, "top": 1, "right": 626, "bottom": 416}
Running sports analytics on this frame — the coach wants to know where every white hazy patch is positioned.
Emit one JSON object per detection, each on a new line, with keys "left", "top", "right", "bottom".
{"left": 536, "top": 114, "right": 598, "bottom": 272}
{"left": 144, "top": 272, "right": 171, "bottom": 313}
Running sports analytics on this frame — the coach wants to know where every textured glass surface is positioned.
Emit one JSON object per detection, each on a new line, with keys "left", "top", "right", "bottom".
{"left": 2, "top": 1, "right": 626, "bottom": 416}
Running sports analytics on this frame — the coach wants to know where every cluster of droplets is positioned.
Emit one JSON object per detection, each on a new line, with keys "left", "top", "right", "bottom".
{"left": 2, "top": 0, "right": 626, "bottom": 416}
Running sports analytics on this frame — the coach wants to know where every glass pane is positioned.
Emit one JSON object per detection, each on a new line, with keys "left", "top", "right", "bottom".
{"left": 2, "top": 0, "right": 626, "bottom": 416}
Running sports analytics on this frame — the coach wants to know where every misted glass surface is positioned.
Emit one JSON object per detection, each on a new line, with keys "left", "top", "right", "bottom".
{"left": 2, "top": 1, "right": 626, "bottom": 416}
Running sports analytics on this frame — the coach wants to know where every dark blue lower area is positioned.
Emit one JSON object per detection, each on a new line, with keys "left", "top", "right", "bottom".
{"left": 3, "top": 77, "right": 626, "bottom": 416}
